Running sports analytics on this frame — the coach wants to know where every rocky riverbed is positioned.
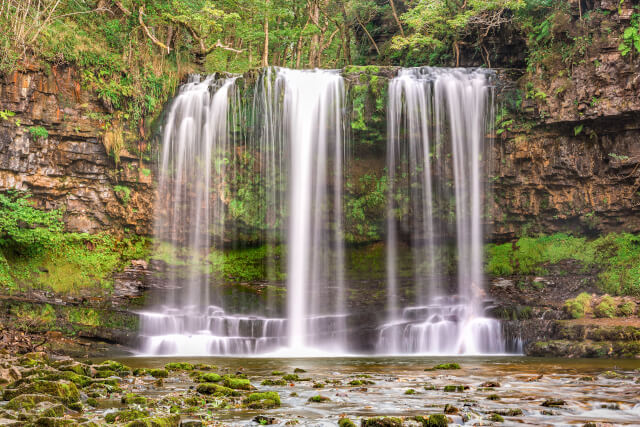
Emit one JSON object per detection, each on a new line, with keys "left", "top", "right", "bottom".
{"left": 0, "top": 352, "right": 638, "bottom": 426}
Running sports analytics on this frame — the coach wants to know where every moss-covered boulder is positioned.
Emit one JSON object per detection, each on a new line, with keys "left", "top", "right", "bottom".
{"left": 93, "top": 361, "right": 131, "bottom": 376}
{"left": 147, "top": 369, "right": 168, "bottom": 379}
{"left": 164, "top": 363, "right": 194, "bottom": 371}
{"left": 425, "top": 363, "right": 460, "bottom": 371}
{"left": 124, "top": 415, "right": 180, "bottom": 427}
{"left": 33, "top": 417, "right": 77, "bottom": 426}
{"left": 307, "top": 395, "right": 330, "bottom": 403}
{"left": 243, "top": 391, "right": 281, "bottom": 409}
{"left": 5, "top": 393, "right": 60, "bottom": 410}
{"left": 195, "top": 383, "right": 239, "bottom": 396}
{"left": 222, "top": 376, "right": 252, "bottom": 390}
{"left": 104, "top": 409, "right": 149, "bottom": 423}
{"left": 121, "top": 393, "right": 148, "bottom": 405}
{"left": 361, "top": 417, "right": 403, "bottom": 427}
{"left": 3, "top": 380, "right": 80, "bottom": 405}
{"left": 338, "top": 418, "right": 356, "bottom": 427}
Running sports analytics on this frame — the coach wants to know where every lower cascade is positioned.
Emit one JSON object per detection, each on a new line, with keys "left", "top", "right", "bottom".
{"left": 138, "top": 66, "right": 508, "bottom": 356}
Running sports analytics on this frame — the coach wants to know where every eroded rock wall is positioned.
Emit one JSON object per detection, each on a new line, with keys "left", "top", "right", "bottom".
{"left": 0, "top": 63, "right": 154, "bottom": 235}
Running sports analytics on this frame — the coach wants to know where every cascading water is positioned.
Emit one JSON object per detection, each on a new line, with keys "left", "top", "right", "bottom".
{"left": 138, "top": 66, "right": 508, "bottom": 356}
{"left": 138, "top": 68, "right": 348, "bottom": 355}
{"left": 378, "top": 67, "right": 505, "bottom": 355}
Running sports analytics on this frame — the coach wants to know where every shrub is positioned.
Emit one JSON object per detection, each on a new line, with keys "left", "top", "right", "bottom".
{"left": 617, "top": 301, "right": 636, "bottom": 317}
{"left": 594, "top": 295, "right": 616, "bottom": 318}
{"left": 563, "top": 293, "right": 592, "bottom": 319}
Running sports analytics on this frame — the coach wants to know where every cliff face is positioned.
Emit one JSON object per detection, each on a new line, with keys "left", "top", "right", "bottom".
{"left": 0, "top": 63, "right": 154, "bottom": 235}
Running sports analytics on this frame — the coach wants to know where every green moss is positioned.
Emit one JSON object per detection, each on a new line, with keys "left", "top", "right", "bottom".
{"left": 338, "top": 418, "right": 356, "bottom": 427}
{"left": 243, "top": 391, "right": 281, "bottom": 409}
{"left": 271, "top": 371, "right": 285, "bottom": 376}
{"left": 488, "top": 413, "right": 504, "bottom": 422}
{"left": 261, "top": 378, "right": 287, "bottom": 386}
{"left": 404, "top": 389, "right": 416, "bottom": 395}
{"left": 618, "top": 301, "right": 636, "bottom": 317}
{"left": 197, "top": 372, "right": 222, "bottom": 383}
{"left": 3, "top": 380, "right": 80, "bottom": 405}
{"left": 147, "top": 369, "right": 168, "bottom": 379}
{"left": 222, "top": 376, "right": 252, "bottom": 390}
{"left": 164, "top": 362, "right": 194, "bottom": 371}
{"left": 282, "top": 374, "right": 300, "bottom": 381}
{"left": 361, "top": 417, "right": 403, "bottom": 427}
{"left": 123, "top": 415, "right": 180, "bottom": 427}
{"left": 195, "top": 383, "right": 239, "bottom": 396}
{"left": 105, "top": 409, "right": 149, "bottom": 423}
{"left": 563, "top": 293, "right": 592, "bottom": 319}
{"left": 122, "top": 393, "right": 147, "bottom": 405}
{"left": 443, "top": 385, "right": 465, "bottom": 392}
{"left": 307, "top": 395, "right": 330, "bottom": 403}
{"left": 594, "top": 295, "right": 616, "bottom": 318}
{"left": 419, "top": 414, "right": 448, "bottom": 427}
{"left": 426, "top": 363, "right": 460, "bottom": 371}
{"left": 6, "top": 393, "right": 60, "bottom": 410}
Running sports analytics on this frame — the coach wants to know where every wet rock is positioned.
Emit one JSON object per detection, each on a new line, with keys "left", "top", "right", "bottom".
{"left": 338, "top": 418, "right": 356, "bottom": 427}
{"left": 479, "top": 381, "right": 500, "bottom": 388}
{"left": 33, "top": 417, "right": 77, "bottom": 426}
{"left": 123, "top": 415, "right": 180, "bottom": 427}
{"left": 104, "top": 409, "right": 149, "bottom": 423}
{"left": 180, "top": 421, "right": 203, "bottom": 427}
{"left": 488, "top": 413, "right": 504, "bottom": 422}
{"left": 541, "top": 398, "right": 566, "bottom": 407}
{"left": 261, "top": 379, "right": 287, "bottom": 386}
{"left": 3, "top": 380, "right": 80, "bottom": 405}
{"left": 253, "top": 415, "right": 277, "bottom": 425}
{"left": 307, "top": 395, "right": 330, "bottom": 403}
{"left": 361, "top": 417, "right": 403, "bottom": 427}
{"left": 6, "top": 393, "right": 60, "bottom": 411}
{"left": 443, "top": 404, "right": 458, "bottom": 415}
{"left": 243, "top": 391, "right": 281, "bottom": 409}
{"left": 195, "top": 383, "right": 239, "bottom": 396}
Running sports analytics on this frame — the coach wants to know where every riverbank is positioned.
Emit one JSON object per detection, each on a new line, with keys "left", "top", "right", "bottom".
{"left": 0, "top": 351, "right": 638, "bottom": 426}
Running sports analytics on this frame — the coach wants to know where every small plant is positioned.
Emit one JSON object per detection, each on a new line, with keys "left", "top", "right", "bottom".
{"left": 0, "top": 110, "right": 15, "bottom": 120}
{"left": 617, "top": 301, "right": 636, "bottom": 316}
{"left": 28, "top": 126, "right": 48, "bottom": 140}
{"left": 564, "top": 293, "right": 592, "bottom": 319}
{"left": 608, "top": 152, "right": 630, "bottom": 161}
{"left": 113, "top": 185, "right": 131, "bottom": 206}
{"left": 619, "top": 14, "right": 640, "bottom": 56}
{"left": 574, "top": 124, "right": 584, "bottom": 136}
{"left": 594, "top": 295, "right": 617, "bottom": 318}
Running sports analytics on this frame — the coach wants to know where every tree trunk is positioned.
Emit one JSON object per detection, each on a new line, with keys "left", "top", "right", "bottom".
{"left": 389, "top": 0, "right": 404, "bottom": 37}
{"left": 262, "top": 0, "right": 269, "bottom": 67}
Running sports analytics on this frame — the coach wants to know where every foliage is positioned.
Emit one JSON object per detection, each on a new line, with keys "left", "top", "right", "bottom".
{"left": 209, "top": 245, "right": 285, "bottom": 282}
{"left": 486, "top": 233, "right": 640, "bottom": 296}
{"left": 0, "top": 191, "right": 150, "bottom": 294}
{"left": 27, "top": 126, "right": 48, "bottom": 140}
{"left": 563, "top": 292, "right": 591, "bottom": 319}
{"left": 617, "top": 301, "right": 636, "bottom": 317}
{"left": 594, "top": 295, "right": 616, "bottom": 318}
{"left": 113, "top": 185, "right": 131, "bottom": 206}
{"left": 619, "top": 13, "right": 640, "bottom": 56}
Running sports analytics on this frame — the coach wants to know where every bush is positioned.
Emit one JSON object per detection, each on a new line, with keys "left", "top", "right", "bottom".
{"left": 617, "top": 301, "right": 636, "bottom": 317}
{"left": 594, "top": 295, "right": 616, "bottom": 318}
{"left": 563, "top": 293, "right": 592, "bottom": 319}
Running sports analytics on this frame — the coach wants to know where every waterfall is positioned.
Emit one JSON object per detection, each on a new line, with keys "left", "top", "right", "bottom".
{"left": 138, "top": 69, "right": 347, "bottom": 356}
{"left": 379, "top": 67, "right": 505, "bottom": 355}
{"left": 138, "top": 66, "right": 507, "bottom": 356}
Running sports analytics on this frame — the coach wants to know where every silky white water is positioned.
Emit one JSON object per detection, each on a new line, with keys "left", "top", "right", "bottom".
{"left": 139, "top": 67, "right": 507, "bottom": 356}
{"left": 380, "top": 67, "right": 504, "bottom": 354}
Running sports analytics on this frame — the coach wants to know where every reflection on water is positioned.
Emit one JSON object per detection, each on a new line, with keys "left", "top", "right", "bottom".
{"left": 111, "top": 356, "right": 640, "bottom": 426}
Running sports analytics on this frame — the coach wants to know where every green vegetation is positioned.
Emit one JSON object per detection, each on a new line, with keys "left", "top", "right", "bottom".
{"left": 564, "top": 293, "right": 592, "bottom": 319}
{"left": 619, "top": 13, "right": 640, "bottom": 56}
{"left": 0, "top": 191, "right": 149, "bottom": 294}
{"left": 594, "top": 295, "right": 616, "bottom": 318}
{"left": 27, "top": 126, "right": 48, "bottom": 140}
{"left": 113, "top": 185, "right": 132, "bottom": 206}
{"left": 426, "top": 363, "right": 461, "bottom": 371}
{"left": 487, "top": 233, "right": 640, "bottom": 296}
{"left": 618, "top": 301, "right": 636, "bottom": 317}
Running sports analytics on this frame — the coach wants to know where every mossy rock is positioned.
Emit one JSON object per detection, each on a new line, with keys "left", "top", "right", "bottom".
{"left": 618, "top": 301, "right": 637, "bottom": 317}
{"left": 243, "top": 391, "right": 281, "bottom": 409}
{"left": 94, "top": 370, "right": 117, "bottom": 379}
{"left": 3, "top": 380, "right": 80, "bottom": 405}
{"left": 195, "top": 383, "right": 239, "bottom": 396}
{"left": 293, "top": 368, "right": 306, "bottom": 373}
{"left": 33, "top": 417, "right": 77, "bottom": 426}
{"left": 147, "top": 369, "right": 168, "bottom": 379}
{"left": 85, "top": 398, "right": 99, "bottom": 408}
{"left": 124, "top": 415, "right": 180, "bottom": 427}
{"left": 282, "top": 374, "right": 299, "bottom": 381}
{"left": 488, "top": 413, "right": 504, "bottom": 422}
{"left": 541, "top": 398, "right": 565, "bottom": 407}
{"left": 443, "top": 385, "right": 466, "bottom": 392}
{"left": 20, "top": 352, "right": 49, "bottom": 366}
{"left": 6, "top": 393, "right": 60, "bottom": 410}
{"left": 193, "top": 364, "right": 216, "bottom": 371}
{"left": 425, "top": 363, "right": 460, "bottom": 371}
{"left": 416, "top": 414, "right": 449, "bottom": 427}
{"left": 563, "top": 293, "right": 592, "bottom": 319}
{"left": 307, "top": 395, "right": 330, "bottom": 403}
{"left": 271, "top": 371, "right": 285, "bottom": 376}
{"left": 594, "top": 295, "right": 616, "bottom": 318}
{"left": 105, "top": 409, "right": 149, "bottom": 423}
{"left": 196, "top": 372, "right": 222, "bottom": 383}
{"left": 487, "top": 394, "right": 501, "bottom": 400}
{"left": 261, "top": 379, "right": 287, "bottom": 386}
{"left": 493, "top": 408, "right": 523, "bottom": 416}
{"left": 222, "top": 376, "right": 252, "bottom": 390}
{"left": 58, "top": 363, "right": 92, "bottom": 377}
{"left": 41, "top": 371, "right": 92, "bottom": 388}
{"left": 404, "top": 389, "right": 416, "bottom": 395}
{"left": 338, "top": 418, "right": 356, "bottom": 427}
{"left": 34, "top": 401, "right": 66, "bottom": 418}
{"left": 443, "top": 404, "right": 458, "bottom": 415}
{"left": 348, "top": 379, "right": 374, "bottom": 386}
{"left": 122, "top": 393, "right": 147, "bottom": 405}
{"left": 94, "top": 361, "right": 131, "bottom": 375}
{"left": 165, "top": 363, "right": 194, "bottom": 371}
{"left": 360, "top": 417, "right": 403, "bottom": 427}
